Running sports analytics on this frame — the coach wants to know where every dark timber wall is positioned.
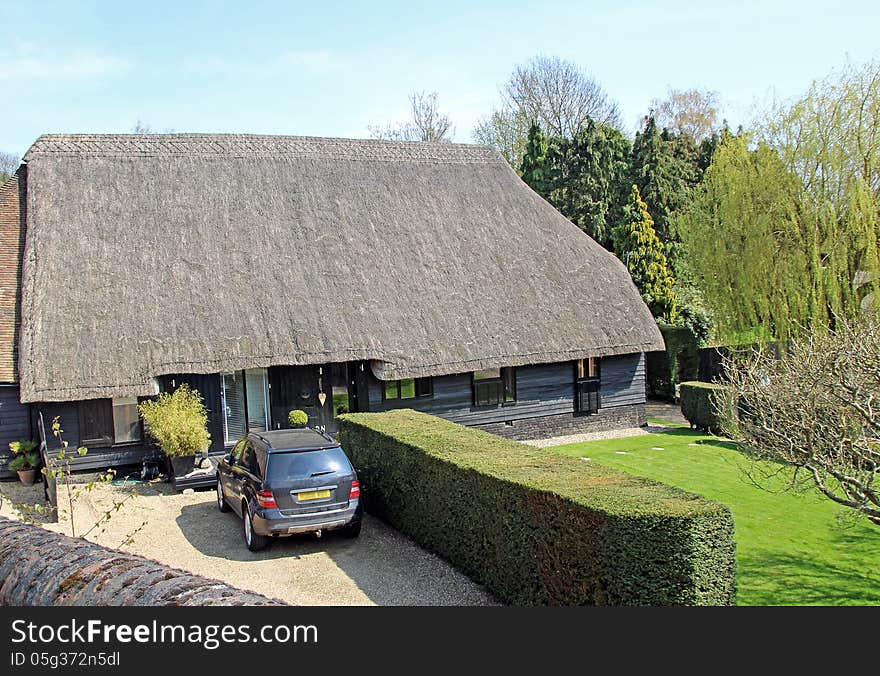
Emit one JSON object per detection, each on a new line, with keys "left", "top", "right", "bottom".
{"left": 366, "top": 353, "right": 646, "bottom": 438}
{"left": 0, "top": 385, "right": 31, "bottom": 478}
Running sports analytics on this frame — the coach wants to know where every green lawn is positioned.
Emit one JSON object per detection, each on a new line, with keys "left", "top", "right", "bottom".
{"left": 551, "top": 427, "right": 880, "bottom": 606}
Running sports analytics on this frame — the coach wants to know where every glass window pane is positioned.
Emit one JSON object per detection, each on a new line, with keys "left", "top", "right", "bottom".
{"left": 112, "top": 396, "right": 142, "bottom": 443}
{"left": 502, "top": 368, "right": 516, "bottom": 402}
{"left": 222, "top": 371, "right": 246, "bottom": 445}
{"left": 588, "top": 358, "right": 600, "bottom": 379}
{"left": 400, "top": 379, "right": 416, "bottom": 399}
{"left": 384, "top": 380, "right": 399, "bottom": 400}
{"left": 473, "top": 368, "right": 501, "bottom": 381}
{"left": 577, "top": 360, "right": 586, "bottom": 380}
{"left": 245, "top": 368, "right": 269, "bottom": 433}
{"left": 415, "top": 377, "right": 432, "bottom": 398}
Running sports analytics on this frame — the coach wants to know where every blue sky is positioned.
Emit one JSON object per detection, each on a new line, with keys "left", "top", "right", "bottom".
{"left": 2, "top": 1, "right": 878, "bottom": 158}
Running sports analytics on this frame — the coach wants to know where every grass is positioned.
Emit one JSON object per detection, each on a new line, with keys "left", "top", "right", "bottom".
{"left": 551, "top": 426, "right": 880, "bottom": 606}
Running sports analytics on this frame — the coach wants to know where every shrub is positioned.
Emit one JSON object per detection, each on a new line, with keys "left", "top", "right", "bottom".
{"left": 680, "top": 381, "right": 731, "bottom": 433}
{"left": 138, "top": 385, "right": 211, "bottom": 457}
{"left": 288, "top": 409, "right": 309, "bottom": 428}
{"left": 9, "top": 440, "right": 38, "bottom": 455}
{"left": 646, "top": 323, "right": 700, "bottom": 401}
{"left": 9, "top": 452, "right": 39, "bottom": 472}
{"left": 339, "top": 409, "right": 736, "bottom": 606}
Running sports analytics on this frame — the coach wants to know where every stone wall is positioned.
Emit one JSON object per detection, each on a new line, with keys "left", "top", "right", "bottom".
{"left": 0, "top": 517, "right": 284, "bottom": 606}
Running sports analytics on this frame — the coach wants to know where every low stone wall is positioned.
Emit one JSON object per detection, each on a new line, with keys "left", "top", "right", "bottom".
{"left": 0, "top": 517, "right": 284, "bottom": 606}
{"left": 475, "top": 404, "right": 646, "bottom": 441}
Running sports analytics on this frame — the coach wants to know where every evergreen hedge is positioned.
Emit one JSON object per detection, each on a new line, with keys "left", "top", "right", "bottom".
{"left": 646, "top": 324, "right": 700, "bottom": 401}
{"left": 680, "top": 381, "right": 731, "bottom": 434}
{"left": 339, "top": 410, "right": 736, "bottom": 606}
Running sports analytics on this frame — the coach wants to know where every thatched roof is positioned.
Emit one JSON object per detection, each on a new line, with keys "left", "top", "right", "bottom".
{"left": 19, "top": 134, "right": 663, "bottom": 403}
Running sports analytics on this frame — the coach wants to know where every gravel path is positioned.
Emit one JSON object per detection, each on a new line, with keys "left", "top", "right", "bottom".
{"left": 0, "top": 478, "right": 497, "bottom": 606}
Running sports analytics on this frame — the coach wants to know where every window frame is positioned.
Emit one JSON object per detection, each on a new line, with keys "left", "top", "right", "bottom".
{"left": 382, "top": 377, "right": 433, "bottom": 401}
{"left": 111, "top": 396, "right": 143, "bottom": 445}
{"left": 575, "top": 358, "right": 601, "bottom": 415}
{"left": 472, "top": 367, "right": 516, "bottom": 408}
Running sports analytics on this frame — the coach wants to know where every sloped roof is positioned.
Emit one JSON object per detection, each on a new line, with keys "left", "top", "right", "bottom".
{"left": 19, "top": 134, "right": 663, "bottom": 402}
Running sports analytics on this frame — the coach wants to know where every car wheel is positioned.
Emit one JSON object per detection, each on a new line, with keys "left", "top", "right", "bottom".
{"left": 340, "top": 519, "right": 362, "bottom": 539}
{"left": 242, "top": 502, "right": 269, "bottom": 552}
{"left": 216, "top": 478, "right": 231, "bottom": 513}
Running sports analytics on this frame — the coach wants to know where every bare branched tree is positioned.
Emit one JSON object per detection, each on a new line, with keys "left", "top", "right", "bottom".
{"left": 132, "top": 120, "right": 155, "bottom": 134}
{"left": 0, "top": 151, "right": 20, "bottom": 182}
{"left": 720, "top": 316, "right": 880, "bottom": 525}
{"left": 474, "top": 55, "right": 621, "bottom": 166}
{"left": 650, "top": 87, "right": 720, "bottom": 142}
{"left": 368, "top": 91, "right": 455, "bottom": 143}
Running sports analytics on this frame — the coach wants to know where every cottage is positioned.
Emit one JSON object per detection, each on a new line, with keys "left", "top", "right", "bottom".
{"left": 0, "top": 134, "right": 663, "bottom": 474}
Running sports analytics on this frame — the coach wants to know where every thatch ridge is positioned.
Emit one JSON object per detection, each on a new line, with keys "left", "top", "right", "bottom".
{"left": 19, "top": 133, "right": 663, "bottom": 402}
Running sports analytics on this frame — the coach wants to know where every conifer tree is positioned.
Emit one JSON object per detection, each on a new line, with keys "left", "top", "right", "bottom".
{"left": 519, "top": 121, "right": 553, "bottom": 199}
{"left": 613, "top": 184, "right": 677, "bottom": 321}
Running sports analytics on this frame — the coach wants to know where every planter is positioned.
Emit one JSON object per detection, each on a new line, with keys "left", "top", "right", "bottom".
{"left": 167, "top": 455, "right": 196, "bottom": 478}
{"left": 17, "top": 469, "right": 37, "bottom": 486}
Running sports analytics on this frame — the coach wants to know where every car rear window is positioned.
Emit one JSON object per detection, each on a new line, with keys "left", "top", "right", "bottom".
{"left": 266, "top": 446, "right": 352, "bottom": 481}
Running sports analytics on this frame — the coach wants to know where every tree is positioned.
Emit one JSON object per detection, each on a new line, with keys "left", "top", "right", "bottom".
{"left": 612, "top": 184, "right": 676, "bottom": 321}
{"left": 474, "top": 55, "right": 621, "bottom": 167}
{"left": 0, "top": 151, "right": 19, "bottom": 183}
{"left": 519, "top": 121, "right": 553, "bottom": 199}
{"left": 630, "top": 115, "right": 695, "bottom": 243}
{"left": 650, "top": 87, "right": 720, "bottom": 143}
{"left": 369, "top": 91, "right": 454, "bottom": 143}
{"left": 721, "top": 316, "right": 880, "bottom": 526}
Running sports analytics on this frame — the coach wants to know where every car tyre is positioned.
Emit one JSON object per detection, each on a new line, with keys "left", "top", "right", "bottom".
{"left": 340, "top": 519, "right": 362, "bottom": 539}
{"left": 216, "top": 477, "right": 231, "bottom": 513}
{"left": 243, "top": 503, "right": 270, "bottom": 551}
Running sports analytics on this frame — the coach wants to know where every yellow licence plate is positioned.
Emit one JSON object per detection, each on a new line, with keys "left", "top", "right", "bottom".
{"left": 297, "top": 489, "right": 332, "bottom": 502}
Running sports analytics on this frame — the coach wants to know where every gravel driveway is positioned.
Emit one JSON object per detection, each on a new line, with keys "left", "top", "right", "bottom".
{"left": 0, "top": 478, "right": 497, "bottom": 606}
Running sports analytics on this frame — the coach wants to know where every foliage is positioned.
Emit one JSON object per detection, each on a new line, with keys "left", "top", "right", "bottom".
{"left": 650, "top": 87, "right": 721, "bottom": 144}
{"left": 519, "top": 121, "right": 552, "bottom": 198}
{"left": 612, "top": 184, "right": 677, "bottom": 321}
{"left": 719, "top": 316, "right": 880, "bottom": 526}
{"left": 8, "top": 452, "right": 40, "bottom": 472}
{"left": 339, "top": 409, "right": 736, "bottom": 606}
{"left": 138, "top": 384, "right": 211, "bottom": 457}
{"left": 0, "top": 151, "right": 19, "bottom": 184}
{"left": 680, "top": 381, "right": 731, "bottom": 434}
{"left": 368, "top": 91, "right": 454, "bottom": 143}
{"left": 646, "top": 324, "right": 700, "bottom": 401}
{"left": 630, "top": 116, "right": 697, "bottom": 243}
{"left": 473, "top": 55, "right": 621, "bottom": 167}
{"left": 288, "top": 409, "right": 309, "bottom": 427}
{"left": 9, "top": 439, "right": 38, "bottom": 455}
{"left": 551, "top": 428, "right": 880, "bottom": 605}
{"left": 677, "top": 60, "right": 880, "bottom": 342}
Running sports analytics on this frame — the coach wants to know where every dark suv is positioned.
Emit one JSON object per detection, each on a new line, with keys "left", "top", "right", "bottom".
{"left": 216, "top": 429, "right": 362, "bottom": 551}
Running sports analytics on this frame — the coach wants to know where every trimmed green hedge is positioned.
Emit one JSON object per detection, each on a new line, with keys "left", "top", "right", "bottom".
{"left": 680, "top": 382, "right": 731, "bottom": 434}
{"left": 646, "top": 323, "right": 700, "bottom": 401}
{"left": 339, "top": 410, "right": 736, "bottom": 606}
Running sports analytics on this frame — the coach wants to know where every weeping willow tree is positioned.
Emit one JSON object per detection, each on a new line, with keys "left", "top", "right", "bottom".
{"left": 676, "top": 60, "right": 880, "bottom": 342}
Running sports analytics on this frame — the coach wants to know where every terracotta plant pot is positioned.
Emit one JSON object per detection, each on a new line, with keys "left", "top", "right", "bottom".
{"left": 17, "top": 469, "right": 37, "bottom": 486}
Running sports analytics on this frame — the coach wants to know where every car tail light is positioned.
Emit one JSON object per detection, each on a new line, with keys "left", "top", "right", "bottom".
{"left": 349, "top": 480, "right": 360, "bottom": 499}
{"left": 256, "top": 490, "right": 277, "bottom": 509}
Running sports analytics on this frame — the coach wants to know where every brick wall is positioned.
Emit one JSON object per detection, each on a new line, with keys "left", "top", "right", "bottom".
{"left": 474, "top": 404, "right": 646, "bottom": 441}
{"left": 0, "top": 168, "right": 25, "bottom": 384}
{"left": 0, "top": 517, "right": 285, "bottom": 606}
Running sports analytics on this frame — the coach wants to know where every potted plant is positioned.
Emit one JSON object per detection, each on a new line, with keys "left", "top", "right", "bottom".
{"left": 138, "top": 384, "right": 211, "bottom": 479}
{"left": 288, "top": 409, "right": 309, "bottom": 428}
{"left": 8, "top": 440, "right": 40, "bottom": 485}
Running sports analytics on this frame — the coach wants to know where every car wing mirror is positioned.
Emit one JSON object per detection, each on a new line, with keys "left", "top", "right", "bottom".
{"left": 223, "top": 453, "right": 235, "bottom": 465}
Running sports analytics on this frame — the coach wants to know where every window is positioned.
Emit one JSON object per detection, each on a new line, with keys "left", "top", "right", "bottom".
{"left": 473, "top": 367, "right": 516, "bottom": 407}
{"left": 576, "top": 358, "right": 601, "bottom": 414}
{"left": 80, "top": 398, "right": 142, "bottom": 447}
{"left": 240, "top": 441, "right": 261, "bottom": 477}
{"left": 577, "top": 357, "right": 601, "bottom": 380}
{"left": 222, "top": 368, "right": 269, "bottom": 445}
{"left": 112, "top": 397, "right": 142, "bottom": 443}
{"left": 383, "top": 377, "right": 432, "bottom": 401}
